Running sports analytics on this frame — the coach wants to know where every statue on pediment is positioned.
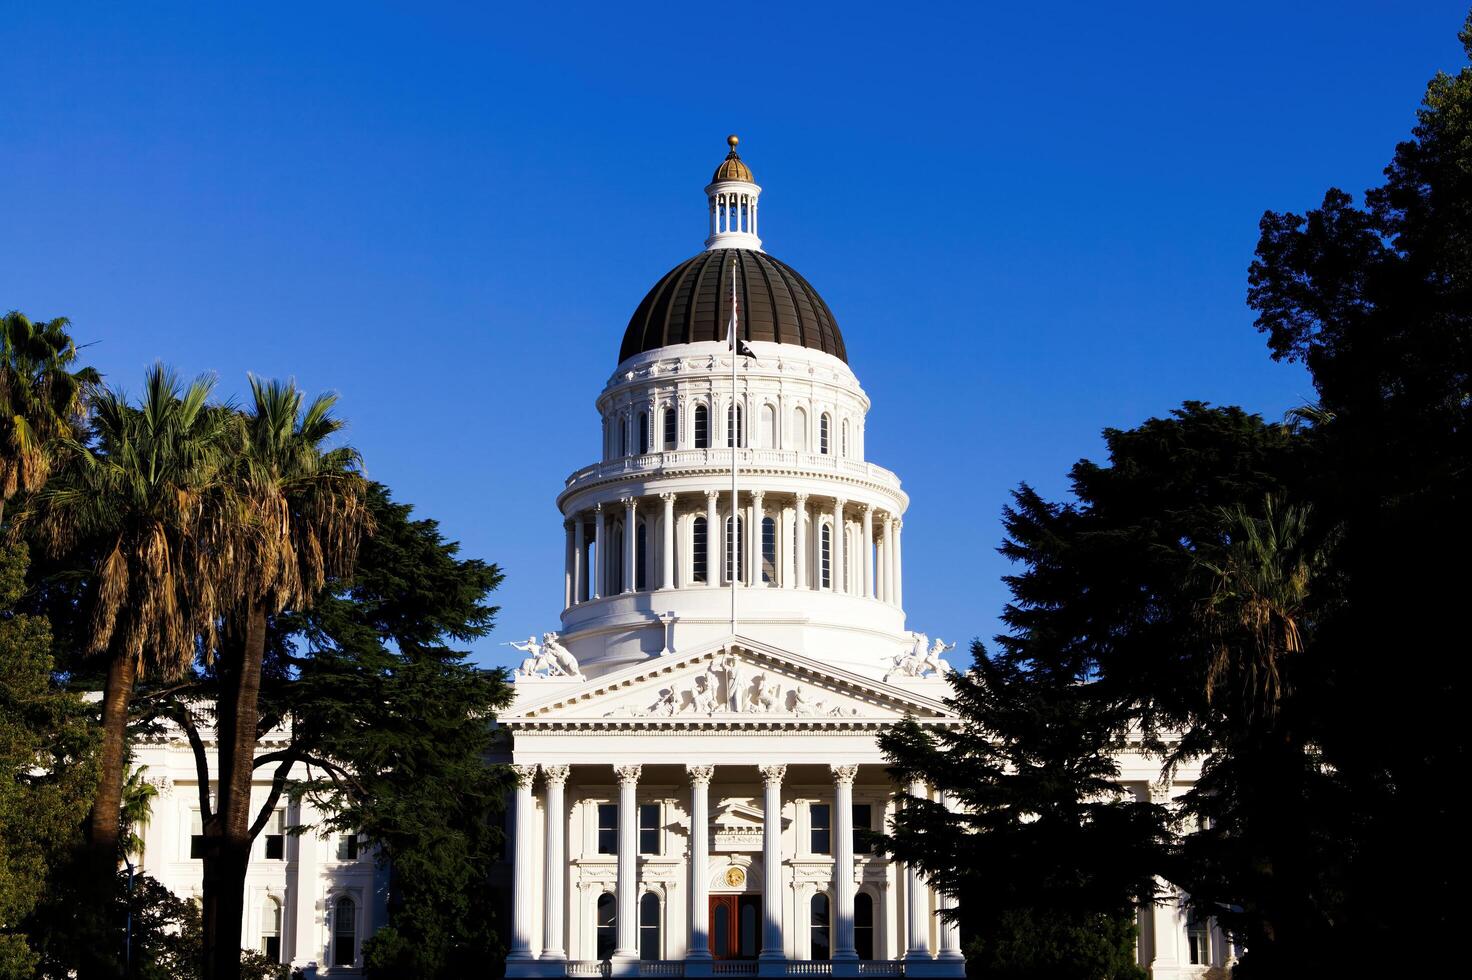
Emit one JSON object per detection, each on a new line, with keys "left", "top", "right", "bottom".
{"left": 885, "top": 631, "right": 954, "bottom": 681}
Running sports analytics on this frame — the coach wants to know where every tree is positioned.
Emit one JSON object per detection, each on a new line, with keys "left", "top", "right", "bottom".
{"left": 0, "top": 311, "right": 98, "bottom": 526}
{"left": 19, "top": 366, "right": 236, "bottom": 978}
{"left": 196, "top": 378, "right": 369, "bottom": 980}
{"left": 0, "top": 540, "right": 98, "bottom": 978}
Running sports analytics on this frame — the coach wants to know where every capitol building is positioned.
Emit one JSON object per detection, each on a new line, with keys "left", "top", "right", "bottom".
{"left": 131, "top": 139, "right": 1229, "bottom": 978}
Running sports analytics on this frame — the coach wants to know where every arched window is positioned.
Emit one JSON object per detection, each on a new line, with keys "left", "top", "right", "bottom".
{"left": 261, "top": 897, "right": 281, "bottom": 962}
{"left": 725, "top": 515, "right": 744, "bottom": 584}
{"left": 637, "top": 412, "right": 649, "bottom": 455}
{"left": 761, "top": 516, "right": 776, "bottom": 584}
{"left": 727, "top": 403, "right": 744, "bottom": 448}
{"left": 692, "top": 517, "right": 708, "bottom": 584}
{"left": 596, "top": 892, "right": 616, "bottom": 961}
{"left": 854, "top": 893, "right": 874, "bottom": 960}
{"left": 639, "top": 893, "right": 661, "bottom": 961}
{"left": 841, "top": 419, "right": 849, "bottom": 458}
{"left": 819, "top": 413, "right": 831, "bottom": 455}
{"left": 1186, "top": 910, "right": 1210, "bottom": 965}
{"left": 663, "top": 406, "right": 677, "bottom": 449}
{"left": 761, "top": 403, "right": 777, "bottom": 449}
{"left": 619, "top": 415, "right": 629, "bottom": 457}
{"left": 793, "top": 407, "right": 808, "bottom": 452}
{"left": 332, "top": 895, "right": 356, "bottom": 967}
{"left": 810, "top": 893, "right": 831, "bottom": 960}
{"left": 820, "top": 523, "right": 832, "bottom": 589}
{"left": 635, "top": 522, "right": 648, "bottom": 591}
{"left": 694, "top": 404, "right": 710, "bottom": 449}
{"left": 612, "top": 527, "right": 625, "bottom": 594}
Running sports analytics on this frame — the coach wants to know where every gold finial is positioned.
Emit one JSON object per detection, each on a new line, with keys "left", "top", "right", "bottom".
{"left": 727, "top": 134, "right": 739, "bottom": 150}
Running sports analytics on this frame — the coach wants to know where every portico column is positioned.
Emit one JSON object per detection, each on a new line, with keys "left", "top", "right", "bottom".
{"left": 881, "top": 515, "right": 894, "bottom": 604}
{"left": 593, "top": 504, "right": 606, "bottom": 599}
{"left": 623, "top": 497, "right": 637, "bottom": 593}
{"left": 564, "top": 519, "right": 575, "bottom": 608}
{"left": 574, "top": 514, "right": 586, "bottom": 603}
{"left": 832, "top": 498, "right": 847, "bottom": 593}
{"left": 507, "top": 764, "right": 539, "bottom": 964}
{"left": 661, "top": 493, "right": 676, "bottom": 590}
{"left": 687, "top": 765, "right": 716, "bottom": 962}
{"left": 861, "top": 506, "right": 874, "bottom": 599}
{"left": 614, "top": 764, "right": 643, "bottom": 960}
{"left": 750, "top": 490, "right": 765, "bottom": 587}
{"left": 936, "top": 791, "right": 964, "bottom": 962}
{"left": 795, "top": 493, "right": 809, "bottom": 589}
{"left": 758, "top": 765, "right": 787, "bottom": 963}
{"left": 903, "top": 779, "right": 931, "bottom": 961}
{"left": 832, "top": 765, "right": 860, "bottom": 963}
{"left": 705, "top": 491, "right": 720, "bottom": 588}
{"left": 893, "top": 519, "right": 904, "bottom": 608}
{"left": 542, "top": 764, "right": 571, "bottom": 961}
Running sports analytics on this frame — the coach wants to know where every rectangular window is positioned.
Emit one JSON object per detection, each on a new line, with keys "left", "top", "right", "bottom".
{"left": 725, "top": 516, "right": 743, "bottom": 584}
{"left": 810, "top": 803, "right": 832, "bottom": 854}
{"left": 693, "top": 518, "right": 708, "bottom": 584}
{"left": 761, "top": 517, "right": 776, "bottom": 584}
{"left": 264, "top": 809, "right": 285, "bottom": 860}
{"left": 852, "top": 803, "right": 875, "bottom": 853}
{"left": 639, "top": 803, "right": 661, "bottom": 855}
{"left": 190, "top": 810, "right": 205, "bottom": 859}
{"left": 337, "top": 833, "right": 359, "bottom": 861}
{"left": 820, "top": 525, "right": 832, "bottom": 589}
{"left": 638, "top": 413, "right": 649, "bottom": 455}
{"left": 598, "top": 803, "right": 618, "bottom": 855}
{"left": 663, "top": 407, "right": 677, "bottom": 449}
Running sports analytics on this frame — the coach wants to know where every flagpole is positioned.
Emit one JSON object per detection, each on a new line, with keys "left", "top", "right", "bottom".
{"left": 730, "top": 258, "right": 739, "bottom": 638}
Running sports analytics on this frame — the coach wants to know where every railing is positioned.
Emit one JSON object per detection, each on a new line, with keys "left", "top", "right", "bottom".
{"left": 566, "top": 961, "right": 611, "bottom": 977}
{"left": 856, "top": 963, "right": 905, "bottom": 976}
{"left": 711, "top": 963, "right": 760, "bottom": 976}
{"left": 639, "top": 963, "right": 686, "bottom": 977}
{"left": 562, "top": 449, "right": 904, "bottom": 495}
{"left": 784, "top": 963, "right": 833, "bottom": 975}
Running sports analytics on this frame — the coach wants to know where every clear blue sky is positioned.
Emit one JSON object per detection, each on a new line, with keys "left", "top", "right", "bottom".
{"left": 3, "top": 3, "right": 1466, "bottom": 671}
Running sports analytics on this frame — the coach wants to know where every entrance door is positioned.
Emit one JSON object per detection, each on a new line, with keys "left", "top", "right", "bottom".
{"left": 709, "top": 895, "right": 762, "bottom": 959}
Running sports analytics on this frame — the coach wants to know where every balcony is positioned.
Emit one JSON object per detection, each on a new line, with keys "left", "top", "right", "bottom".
{"left": 560, "top": 449, "right": 904, "bottom": 500}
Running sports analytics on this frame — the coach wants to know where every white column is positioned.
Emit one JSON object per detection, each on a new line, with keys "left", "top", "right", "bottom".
{"left": 507, "top": 764, "right": 539, "bottom": 963}
{"left": 623, "top": 497, "right": 637, "bottom": 593}
{"left": 758, "top": 764, "right": 787, "bottom": 962}
{"left": 936, "top": 792, "right": 964, "bottom": 962}
{"left": 795, "top": 493, "right": 809, "bottom": 589}
{"left": 832, "top": 498, "right": 847, "bottom": 594}
{"left": 832, "top": 765, "right": 860, "bottom": 962}
{"left": 661, "top": 492, "right": 676, "bottom": 590}
{"left": 593, "top": 504, "right": 606, "bottom": 600}
{"left": 903, "top": 779, "right": 930, "bottom": 961}
{"left": 705, "top": 491, "right": 720, "bottom": 588}
{"left": 687, "top": 765, "right": 715, "bottom": 961}
{"left": 750, "top": 490, "right": 765, "bottom": 587}
{"left": 893, "top": 519, "right": 904, "bottom": 608}
{"left": 289, "top": 797, "right": 321, "bottom": 966}
{"left": 542, "top": 764, "right": 570, "bottom": 961}
{"left": 861, "top": 506, "right": 874, "bottom": 599}
{"left": 574, "top": 514, "right": 586, "bottom": 603}
{"left": 614, "top": 764, "right": 642, "bottom": 960}
{"left": 880, "top": 515, "right": 893, "bottom": 603}
{"left": 564, "top": 519, "right": 574, "bottom": 608}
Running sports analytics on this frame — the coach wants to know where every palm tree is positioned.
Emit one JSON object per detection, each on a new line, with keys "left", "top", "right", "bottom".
{"left": 20, "top": 365, "right": 236, "bottom": 973}
{"left": 200, "top": 376, "right": 369, "bottom": 980}
{"left": 0, "top": 311, "right": 99, "bottom": 524}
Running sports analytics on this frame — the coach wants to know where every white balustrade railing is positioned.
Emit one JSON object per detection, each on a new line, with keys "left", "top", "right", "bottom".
{"left": 565, "top": 961, "right": 610, "bottom": 977}
{"left": 563, "top": 449, "right": 902, "bottom": 495}
{"left": 638, "top": 963, "right": 686, "bottom": 977}
{"left": 711, "top": 962, "right": 760, "bottom": 976}
{"left": 784, "top": 962, "right": 833, "bottom": 975}
{"left": 856, "top": 962, "right": 905, "bottom": 976}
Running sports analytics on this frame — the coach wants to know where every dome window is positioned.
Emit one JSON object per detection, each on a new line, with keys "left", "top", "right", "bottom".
{"left": 725, "top": 515, "right": 744, "bottom": 584}
{"left": 637, "top": 412, "right": 649, "bottom": 455}
{"left": 692, "top": 517, "right": 708, "bottom": 583}
{"left": 662, "top": 406, "right": 677, "bottom": 450}
{"left": 727, "top": 404, "right": 744, "bottom": 448}
{"left": 820, "top": 413, "right": 832, "bottom": 455}
{"left": 820, "top": 523, "right": 832, "bottom": 590}
{"left": 694, "top": 404, "right": 710, "bottom": 450}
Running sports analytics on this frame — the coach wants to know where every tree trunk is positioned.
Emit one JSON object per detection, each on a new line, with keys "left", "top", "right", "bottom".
{"left": 79, "top": 650, "right": 138, "bottom": 979}
{"left": 202, "top": 603, "right": 270, "bottom": 980}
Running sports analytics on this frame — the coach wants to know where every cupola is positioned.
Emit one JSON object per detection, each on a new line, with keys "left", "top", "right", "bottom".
{"left": 704, "top": 135, "right": 762, "bottom": 251}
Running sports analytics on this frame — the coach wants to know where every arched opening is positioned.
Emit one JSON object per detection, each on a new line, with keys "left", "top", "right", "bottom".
{"left": 693, "top": 517, "right": 708, "bottom": 584}
{"left": 793, "top": 407, "right": 808, "bottom": 452}
{"left": 612, "top": 527, "right": 625, "bottom": 594}
{"left": 637, "top": 411, "right": 649, "bottom": 455}
{"left": 596, "top": 892, "right": 616, "bottom": 961}
{"left": 725, "top": 515, "right": 744, "bottom": 585}
{"left": 663, "top": 405, "right": 677, "bottom": 449}
{"left": 333, "top": 895, "right": 356, "bottom": 967}
{"left": 639, "top": 893, "right": 661, "bottom": 961}
{"left": 261, "top": 897, "right": 281, "bottom": 962}
{"left": 820, "top": 413, "right": 831, "bottom": 455}
{"left": 761, "top": 403, "right": 777, "bottom": 449}
{"left": 820, "top": 523, "right": 832, "bottom": 590}
{"left": 841, "top": 419, "right": 849, "bottom": 458}
{"left": 727, "top": 403, "right": 744, "bottom": 448}
{"left": 761, "top": 516, "right": 776, "bottom": 584}
{"left": 694, "top": 404, "right": 710, "bottom": 450}
{"left": 810, "top": 893, "right": 831, "bottom": 960}
{"left": 636, "top": 521, "right": 648, "bottom": 591}
{"left": 854, "top": 893, "right": 874, "bottom": 960}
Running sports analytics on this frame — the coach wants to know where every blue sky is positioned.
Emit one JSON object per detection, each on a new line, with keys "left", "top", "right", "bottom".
{"left": 3, "top": 2, "right": 1466, "bottom": 671}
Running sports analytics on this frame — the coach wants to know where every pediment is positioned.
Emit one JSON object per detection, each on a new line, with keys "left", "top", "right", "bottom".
{"left": 505, "top": 634, "right": 956, "bottom": 729}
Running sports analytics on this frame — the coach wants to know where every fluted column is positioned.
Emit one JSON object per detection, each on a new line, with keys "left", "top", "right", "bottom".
{"left": 832, "top": 498, "right": 847, "bottom": 593}
{"left": 705, "top": 491, "right": 719, "bottom": 588}
{"left": 795, "top": 493, "right": 809, "bottom": 590}
{"left": 574, "top": 515, "right": 586, "bottom": 603}
{"left": 623, "top": 497, "right": 637, "bottom": 593}
{"left": 861, "top": 506, "right": 874, "bottom": 599}
{"left": 937, "top": 791, "right": 964, "bottom": 962}
{"left": 564, "top": 519, "right": 575, "bottom": 608}
{"left": 687, "top": 765, "right": 715, "bottom": 961}
{"left": 593, "top": 504, "right": 606, "bottom": 599}
{"left": 893, "top": 519, "right": 904, "bottom": 608}
{"left": 750, "top": 490, "right": 765, "bottom": 587}
{"left": 661, "top": 493, "right": 676, "bottom": 590}
{"left": 832, "top": 765, "right": 860, "bottom": 963}
{"left": 758, "top": 764, "right": 787, "bottom": 962}
{"left": 903, "top": 779, "right": 930, "bottom": 961}
{"left": 881, "top": 515, "right": 893, "bottom": 603}
{"left": 507, "top": 764, "right": 539, "bottom": 963}
{"left": 614, "top": 764, "right": 642, "bottom": 959}
{"left": 542, "top": 764, "right": 570, "bottom": 960}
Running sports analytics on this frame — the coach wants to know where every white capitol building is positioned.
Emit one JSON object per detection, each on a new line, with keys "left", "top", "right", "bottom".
{"left": 132, "top": 139, "right": 1230, "bottom": 978}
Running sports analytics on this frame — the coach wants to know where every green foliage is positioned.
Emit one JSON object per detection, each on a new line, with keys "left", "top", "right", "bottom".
{"left": 964, "top": 911, "right": 1146, "bottom": 980}
{"left": 0, "top": 540, "right": 98, "bottom": 978}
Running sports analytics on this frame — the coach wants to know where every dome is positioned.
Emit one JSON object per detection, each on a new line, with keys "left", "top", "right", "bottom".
{"left": 619, "top": 248, "right": 847, "bottom": 364}
{"left": 711, "top": 135, "right": 754, "bottom": 183}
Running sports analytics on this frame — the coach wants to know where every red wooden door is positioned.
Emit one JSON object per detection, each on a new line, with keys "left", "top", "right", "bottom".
{"left": 709, "top": 895, "right": 762, "bottom": 959}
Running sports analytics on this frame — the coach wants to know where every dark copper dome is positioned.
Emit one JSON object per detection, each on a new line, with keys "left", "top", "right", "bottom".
{"left": 619, "top": 249, "right": 847, "bottom": 365}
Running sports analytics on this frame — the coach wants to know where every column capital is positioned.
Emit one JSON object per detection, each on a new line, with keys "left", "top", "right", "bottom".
{"left": 621, "top": 495, "right": 635, "bottom": 507}
{"left": 831, "top": 763, "right": 860, "bottom": 786}
{"left": 705, "top": 489, "right": 719, "bottom": 501}
{"left": 594, "top": 501, "right": 605, "bottom": 513}
{"left": 510, "top": 763, "right": 538, "bottom": 786}
{"left": 614, "top": 764, "right": 643, "bottom": 786}
{"left": 795, "top": 491, "right": 809, "bottom": 505}
{"left": 757, "top": 763, "right": 787, "bottom": 786}
{"left": 750, "top": 488, "right": 765, "bottom": 503}
{"left": 862, "top": 503, "right": 875, "bottom": 515}
{"left": 660, "top": 491, "right": 677, "bottom": 503}
{"left": 686, "top": 764, "right": 716, "bottom": 785}
{"left": 542, "top": 763, "right": 571, "bottom": 786}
